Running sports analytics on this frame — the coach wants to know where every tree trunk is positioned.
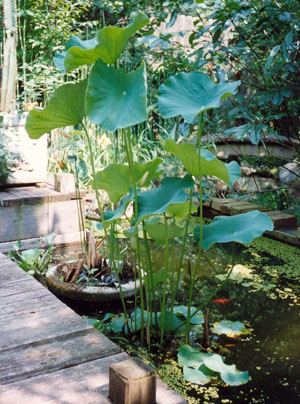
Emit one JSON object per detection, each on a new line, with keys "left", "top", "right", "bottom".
{"left": 1, "top": 0, "right": 17, "bottom": 113}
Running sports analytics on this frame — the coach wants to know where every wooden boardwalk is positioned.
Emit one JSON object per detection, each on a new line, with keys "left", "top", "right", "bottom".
{"left": 0, "top": 253, "right": 186, "bottom": 404}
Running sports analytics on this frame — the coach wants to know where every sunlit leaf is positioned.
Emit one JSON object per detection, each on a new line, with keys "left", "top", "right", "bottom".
{"left": 158, "top": 72, "right": 240, "bottom": 123}
{"left": 109, "top": 316, "right": 127, "bottom": 333}
{"left": 45, "top": 232, "right": 56, "bottom": 245}
{"left": 64, "top": 12, "right": 149, "bottom": 72}
{"left": 26, "top": 80, "right": 87, "bottom": 139}
{"left": 215, "top": 264, "right": 254, "bottom": 283}
{"left": 144, "top": 221, "right": 186, "bottom": 244}
{"left": 212, "top": 320, "right": 252, "bottom": 337}
{"left": 54, "top": 36, "right": 98, "bottom": 74}
{"left": 166, "top": 201, "right": 197, "bottom": 221}
{"left": 86, "top": 61, "right": 147, "bottom": 131}
{"left": 200, "top": 149, "right": 240, "bottom": 187}
{"left": 94, "top": 159, "right": 162, "bottom": 203}
{"left": 20, "top": 249, "right": 41, "bottom": 265}
{"left": 164, "top": 140, "right": 230, "bottom": 184}
{"left": 196, "top": 210, "right": 274, "bottom": 250}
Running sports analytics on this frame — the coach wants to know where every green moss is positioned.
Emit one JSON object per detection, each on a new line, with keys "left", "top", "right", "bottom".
{"left": 158, "top": 359, "right": 223, "bottom": 404}
{"left": 246, "top": 236, "right": 300, "bottom": 282}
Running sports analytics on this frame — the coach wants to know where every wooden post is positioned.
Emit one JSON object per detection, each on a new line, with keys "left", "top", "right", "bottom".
{"left": 54, "top": 173, "right": 76, "bottom": 194}
{"left": 109, "top": 358, "right": 156, "bottom": 404}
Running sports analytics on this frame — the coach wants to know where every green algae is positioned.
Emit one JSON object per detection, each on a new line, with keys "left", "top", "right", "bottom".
{"left": 245, "top": 236, "right": 300, "bottom": 282}
{"left": 158, "top": 359, "right": 222, "bottom": 404}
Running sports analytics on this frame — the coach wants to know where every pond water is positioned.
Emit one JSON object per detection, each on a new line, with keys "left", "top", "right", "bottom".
{"left": 52, "top": 237, "right": 300, "bottom": 404}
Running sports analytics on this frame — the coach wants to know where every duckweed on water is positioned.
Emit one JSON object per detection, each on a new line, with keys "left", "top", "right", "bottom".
{"left": 158, "top": 359, "right": 222, "bottom": 404}
{"left": 246, "top": 237, "right": 300, "bottom": 282}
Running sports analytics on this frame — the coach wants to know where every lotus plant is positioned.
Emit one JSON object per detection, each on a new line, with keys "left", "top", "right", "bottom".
{"left": 25, "top": 11, "right": 274, "bottom": 359}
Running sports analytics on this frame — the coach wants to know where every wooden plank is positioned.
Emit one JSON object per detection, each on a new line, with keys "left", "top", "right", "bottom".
{"left": 265, "top": 229, "right": 300, "bottom": 247}
{"left": 0, "top": 287, "right": 51, "bottom": 306}
{"left": 0, "top": 200, "right": 83, "bottom": 242}
{"left": 210, "top": 198, "right": 238, "bottom": 212}
{"left": 0, "top": 277, "right": 45, "bottom": 297}
{"left": 0, "top": 352, "right": 187, "bottom": 404}
{"left": 229, "top": 203, "right": 262, "bottom": 215}
{"left": 0, "top": 301, "right": 94, "bottom": 351}
{"left": 0, "top": 231, "right": 84, "bottom": 253}
{"left": 1, "top": 291, "right": 63, "bottom": 315}
{"left": 0, "top": 253, "right": 29, "bottom": 282}
{"left": 0, "top": 352, "right": 128, "bottom": 404}
{"left": 220, "top": 200, "right": 252, "bottom": 215}
{"left": 265, "top": 211, "right": 297, "bottom": 229}
{"left": 0, "top": 186, "right": 71, "bottom": 207}
{"left": 0, "top": 328, "right": 121, "bottom": 385}
{"left": 0, "top": 257, "right": 186, "bottom": 404}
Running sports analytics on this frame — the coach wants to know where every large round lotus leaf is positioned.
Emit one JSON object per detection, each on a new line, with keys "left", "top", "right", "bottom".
{"left": 183, "top": 365, "right": 211, "bottom": 385}
{"left": 137, "top": 175, "right": 194, "bottom": 221}
{"left": 198, "top": 210, "right": 274, "bottom": 250}
{"left": 212, "top": 320, "right": 252, "bottom": 338}
{"left": 63, "top": 12, "right": 149, "bottom": 72}
{"left": 26, "top": 79, "right": 87, "bottom": 139}
{"left": 158, "top": 72, "right": 240, "bottom": 123}
{"left": 86, "top": 61, "right": 147, "bottom": 131}
{"left": 178, "top": 345, "right": 212, "bottom": 369}
{"left": 203, "top": 354, "right": 249, "bottom": 386}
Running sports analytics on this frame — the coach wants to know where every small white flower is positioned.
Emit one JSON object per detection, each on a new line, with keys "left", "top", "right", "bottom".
{"left": 98, "top": 133, "right": 112, "bottom": 149}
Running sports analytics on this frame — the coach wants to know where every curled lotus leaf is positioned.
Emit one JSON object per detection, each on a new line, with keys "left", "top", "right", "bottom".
{"left": 54, "top": 36, "right": 97, "bottom": 74}
{"left": 197, "top": 210, "right": 274, "bottom": 250}
{"left": 26, "top": 80, "right": 87, "bottom": 139}
{"left": 164, "top": 139, "right": 230, "bottom": 184}
{"left": 62, "top": 12, "right": 149, "bottom": 72}
{"left": 137, "top": 175, "right": 194, "bottom": 221}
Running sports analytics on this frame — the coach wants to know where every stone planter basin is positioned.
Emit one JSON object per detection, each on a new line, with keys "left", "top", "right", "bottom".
{"left": 46, "top": 262, "right": 140, "bottom": 304}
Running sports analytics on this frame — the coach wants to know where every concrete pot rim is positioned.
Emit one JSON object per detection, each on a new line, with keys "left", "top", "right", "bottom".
{"left": 46, "top": 261, "right": 140, "bottom": 303}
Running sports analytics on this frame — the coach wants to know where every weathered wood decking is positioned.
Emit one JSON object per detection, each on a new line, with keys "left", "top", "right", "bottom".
{"left": 0, "top": 253, "right": 187, "bottom": 404}
{"left": 0, "top": 185, "right": 84, "bottom": 250}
